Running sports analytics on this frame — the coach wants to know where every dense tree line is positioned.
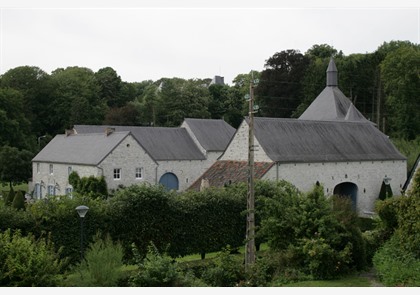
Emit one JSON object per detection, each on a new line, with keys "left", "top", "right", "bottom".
{"left": 0, "top": 41, "right": 419, "bottom": 187}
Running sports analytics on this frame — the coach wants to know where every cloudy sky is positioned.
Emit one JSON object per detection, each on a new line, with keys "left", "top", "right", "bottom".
{"left": 0, "top": 0, "right": 419, "bottom": 85}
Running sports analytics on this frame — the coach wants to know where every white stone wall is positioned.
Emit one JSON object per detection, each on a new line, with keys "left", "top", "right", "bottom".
{"left": 220, "top": 120, "right": 272, "bottom": 162}
{"left": 262, "top": 160, "right": 407, "bottom": 217}
{"left": 99, "top": 135, "right": 158, "bottom": 191}
{"left": 31, "top": 135, "right": 158, "bottom": 198}
{"left": 157, "top": 156, "right": 218, "bottom": 191}
{"left": 31, "top": 162, "right": 98, "bottom": 198}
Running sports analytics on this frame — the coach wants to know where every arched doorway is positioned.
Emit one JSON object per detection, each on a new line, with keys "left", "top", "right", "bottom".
{"left": 159, "top": 173, "right": 179, "bottom": 191}
{"left": 333, "top": 182, "right": 358, "bottom": 210}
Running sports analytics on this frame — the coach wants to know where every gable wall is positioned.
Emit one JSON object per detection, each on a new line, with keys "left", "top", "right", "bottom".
{"left": 99, "top": 135, "right": 158, "bottom": 190}
{"left": 220, "top": 121, "right": 272, "bottom": 162}
{"left": 157, "top": 151, "right": 221, "bottom": 191}
{"left": 263, "top": 159, "right": 407, "bottom": 217}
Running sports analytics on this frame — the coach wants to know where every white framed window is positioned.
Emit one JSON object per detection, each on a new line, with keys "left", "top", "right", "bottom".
{"left": 34, "top": 183, "right": 41, "bottom": 198}
{"left": 47, "top": 185, "right": 55, "bottom": 196}
{"left": 49, "top": 164, "right": 53, "bottom": 175}
{"left": 68, "top": 166, "right": 72, "bottom": 175}
{"left": 36, "top": 163, "right": 40, "bottom": 174}
{"left": 65, "top": 187, "right": 73, "bottom": 197}
{"left": 135, "top": 167, "right": 143, "bottom": 179}
{"left": 113, "top": 168, "right": 121, "bottom": 180}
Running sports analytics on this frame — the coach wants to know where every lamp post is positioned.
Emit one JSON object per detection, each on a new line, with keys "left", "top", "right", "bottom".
{"left": 75, "top": 205, "right": 89, "bottom": 260}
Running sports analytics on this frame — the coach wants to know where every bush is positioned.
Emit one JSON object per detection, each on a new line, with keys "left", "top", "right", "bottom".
{"left": 0, "top": 229, "right": 65, "bottom": 286}
{"left": 373, "top": 235, "right": 420, "bottom": 286}
{"left": 201, "top": 246, "right": 244, "bottom": 287}
{"left": 63, "top": 232, "right": 124, "bottom": 287}
{"left": 258, "top": 183, "right": 367, "bottom": 279}
{"left": 130, "top": 242, "right": 205, "bottom": 287}
{"left": 12, "top": 190, "right": 25, "bottom": 210}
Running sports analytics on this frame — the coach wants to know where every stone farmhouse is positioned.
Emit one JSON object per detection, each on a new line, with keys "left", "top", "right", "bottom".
{"left": 31, "top": 118, "right": 235, "bottom": 198}
{"left": 189, "top": 59, "right": 407, "bottom": 217}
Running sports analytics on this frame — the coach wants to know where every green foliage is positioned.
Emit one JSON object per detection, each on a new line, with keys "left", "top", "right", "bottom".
{"left": 256, "top": 49, "right": 310, "bottom": 118}
{"left": 373, "top": 182, "right": 420, "bottom": 286}
{"left": 65, "top": 232, "right": 124, "bottom": 287}
{"left": 130, "top": 242, "right": 204, "bottom": 287}
{"left": 201, "top": 246, "right": 244, "bottom": 287}
{"left": 173, "top": 185, "right": 246, "bottom": 258}
{"left": 107, "top": 184, "right": 176, "bottom": 260}
{"left": 392, "top": 136, "right": 420, "bottom": 175}
{"left": 381, "top": 44, "right": 420, "bottom": 140}
{"left": 26, "top": 194, "right": 108, "bottom": 265}
{"left": 68, "top": 171, "right": 108, "bottom": 199}
{"left": 0, "top": 229, "right": 65, "bottom": 286}
{"left": 373, "top": 235, "right": 420, "bottom": 286}
{"left": 258, "top": 183, "right": 367, "bottom": 279}
{"left": 0, "top": 146, "right": 34, "bottom": 188}
{"left": 12, "top": 190, "right": 25, "bottom": 210}
{"left": 6, "top": 186, "right": 15, "bottom": 206}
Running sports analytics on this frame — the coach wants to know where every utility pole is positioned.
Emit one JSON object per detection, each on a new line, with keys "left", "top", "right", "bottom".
{"left": 245, "top": 75, "right": 257, "bottom": 270}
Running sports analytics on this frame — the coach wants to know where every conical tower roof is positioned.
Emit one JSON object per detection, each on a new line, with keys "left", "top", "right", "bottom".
{"left": 299, "top": 58, "right": 368, "bottom": 122}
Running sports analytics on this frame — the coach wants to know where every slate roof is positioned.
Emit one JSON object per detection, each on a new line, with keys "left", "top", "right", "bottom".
{"left": 183, "top": 118, "right": 236, "bottom": 151}
{"left": 74, "top": 125, "right": 206, "bottom": 161}
{"left": 299, "top": 58, "right": 369, "bottom": 122}
{"left": 188, "top": 160, "right": 274, "bottom": 191}
{"left": 247, "top": 117, "right": 406, "bottom": 163}
{"left": 32, "top": 131, "right": 130, "bottom": 165}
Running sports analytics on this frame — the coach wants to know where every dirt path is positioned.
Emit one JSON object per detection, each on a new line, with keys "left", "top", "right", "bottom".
{"left": 359, "top": 269, "right": 384, "bottom": 287}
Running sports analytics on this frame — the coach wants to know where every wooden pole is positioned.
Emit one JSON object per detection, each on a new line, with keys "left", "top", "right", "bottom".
{"left": 245, "top": 76, "right": 256, "bottom": 270}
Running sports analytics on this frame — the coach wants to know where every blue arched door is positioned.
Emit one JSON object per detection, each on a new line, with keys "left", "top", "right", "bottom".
{"left": 333, "top": 182, "right": 358, "bottom": 210}
{"left": 159, "top": 173, "right": 179, "bottom": 191}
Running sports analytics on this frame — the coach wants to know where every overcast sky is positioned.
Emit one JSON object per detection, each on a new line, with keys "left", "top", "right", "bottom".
{"left": 0, "top": 0, "right": 419, "bottom": 85}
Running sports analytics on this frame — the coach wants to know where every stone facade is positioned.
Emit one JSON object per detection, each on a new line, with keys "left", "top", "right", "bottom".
{"left": 219, "top": 120, "right": 271, "bottom": 162}
{"left": 31, "top": 134, "right": 157, "bottom": 198}
{"left": 262, "top": 160, "right": 406, "bottom": 217}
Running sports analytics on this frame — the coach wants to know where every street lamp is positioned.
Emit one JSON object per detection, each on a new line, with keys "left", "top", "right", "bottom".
{"left": 75, "top": 205, "right": 89, "bottom": 260}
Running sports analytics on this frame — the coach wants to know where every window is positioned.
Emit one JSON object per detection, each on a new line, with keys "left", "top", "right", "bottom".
{"left": 47, "top": 185, "right": 55, "bottom": 196}
{"left": 36, "top": 163, "right": 40, "bottom": 174}
{"left": 49, "top": 164, "right": 53, "bottom": 174}
{"left": 135, "top": 167, "right": 143, "bottom": 179}
{"left": 34, "top": 183, "right": 41, "bottom": 198}
{"left": 68, "top": 166, "right": 72, "bottom": 175}
{"left": 65, "top": 187, "right": 73, "bottom": 197}
{"left": 114, "top": 168, "right": 121, "bottom": 180}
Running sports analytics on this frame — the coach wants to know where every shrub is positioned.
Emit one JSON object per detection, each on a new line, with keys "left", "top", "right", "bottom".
{"left": 258, "top": 183, "right": 367, "bottom": 279}
{"left": 0, "top": 229, "right": 65, "bottom": 286}
{"left": 130, "top": 242, "right": 205, "bottom": 287}
{"left": 64, "top": 232, "right": 124, "bottom": 287}
{"left": 201, "top": 246, "right": 244, "bottom": 287}
{"left": 12, "top": 190, "right": 25, "bottom": 210}
{"left": 373, "top": 235, "right": 420, "bottom": 286}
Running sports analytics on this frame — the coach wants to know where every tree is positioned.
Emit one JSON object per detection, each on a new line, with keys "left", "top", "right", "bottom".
{"left": 0, "top": 146, "right": 33, "bottom": 190}
{"left": 12, "top": 190, "right": 25, "bottom": 210}
{"left": 0, "top": 88, "right": 34, "bottom": 150}
{"left": 103, "top": 103, "right": 141, "bottom": 126}
{"left": 158, "top": 78, "right": 211, "bottom": 126}
{"left": 49, "top": 67, "right": 106, "bottom": 133}
{"left": 0, "top": 66, "right": 53, "bottom": 137}
{"left": 95, "top": 67, "right": 125, "bottom": 108}
{"left": 380, "top": 44, "right": 420, "bottom": 139}
{"left": 256, "top": 50, "right": 310, "bottom": 118}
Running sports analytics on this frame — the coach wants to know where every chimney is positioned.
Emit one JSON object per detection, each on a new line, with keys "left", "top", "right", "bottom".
{"left": 65, "top": 129, "right": 77, "bottom": 136}
{"left": 105, "top": 127, "right": 115, "bottom": 136}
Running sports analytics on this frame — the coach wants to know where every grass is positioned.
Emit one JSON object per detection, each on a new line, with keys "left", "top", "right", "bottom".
{"left": 273, "top": 276, "right": 372, "bottom": 287}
